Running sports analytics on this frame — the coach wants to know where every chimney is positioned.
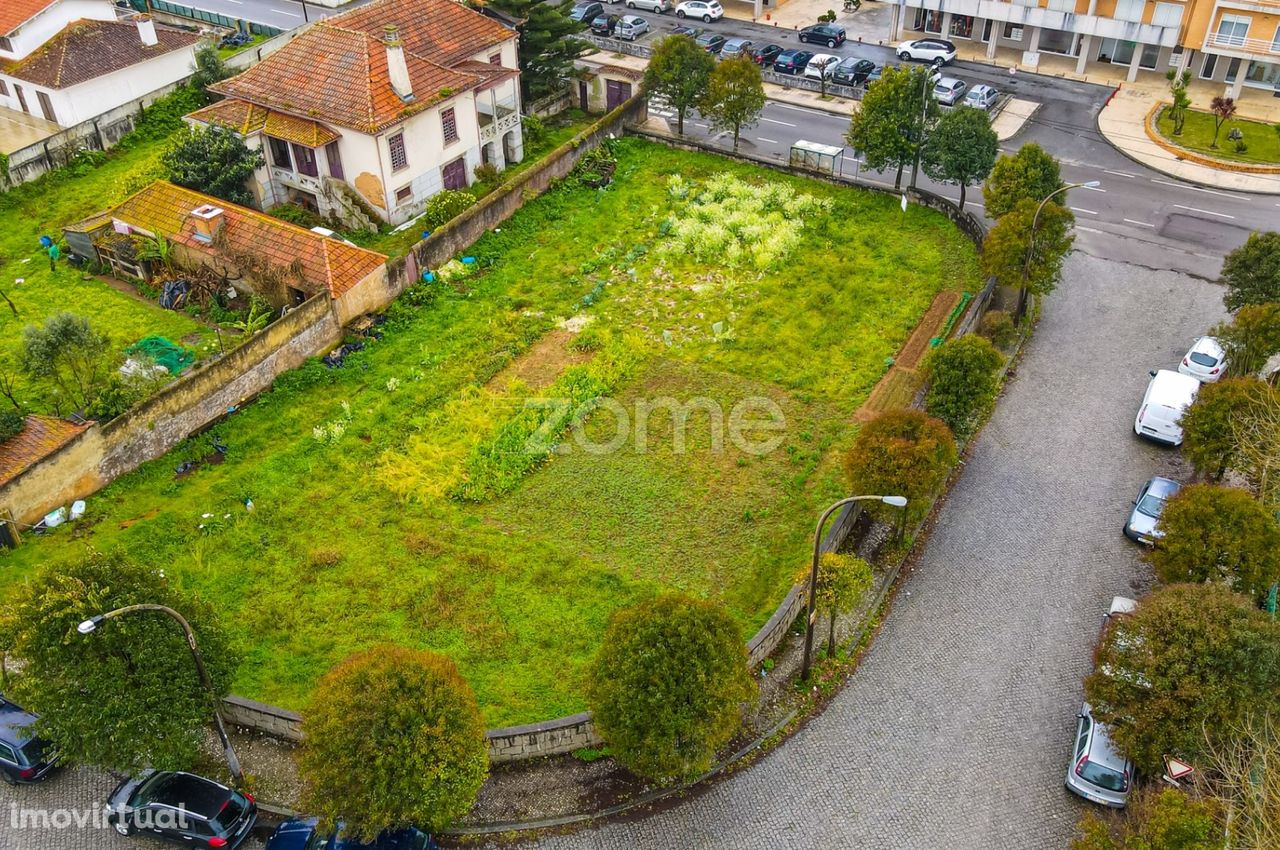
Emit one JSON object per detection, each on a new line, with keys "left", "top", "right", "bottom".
{"left": 190, "top": 205, "right": 225, "bottom": 243}
{"left": 135, "top": 14, "right": 158, "bottom": 47}
{"left": 383, "top": 25, "right": 414, "bottom": 101}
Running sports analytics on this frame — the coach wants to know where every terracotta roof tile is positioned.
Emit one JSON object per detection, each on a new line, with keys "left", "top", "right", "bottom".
{"left": 0, "top": 0, "right": 55, "bottom": 37}
{"left": 453, "top": 59, "right": 520, "bottom": 89}
{"left": 262, "top": 111, "right": 341, "bottom": 147}
{"left": 6, "top": 18, "right": 198, "bottom": 89}
{"left": 187, "top": 99, "right": 340, "bottom": 147}
{"left": 0, "top": 415, "right": 92, "bottom": 488}
{"left": 337, "top": 0, "right": 515, "bottom": 67}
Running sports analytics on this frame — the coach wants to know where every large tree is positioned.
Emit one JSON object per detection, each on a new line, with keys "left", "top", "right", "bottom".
{"left": 486, "top": 0, "right": 588, "bottom": 101}
{"left": 921, "top": 334, "right": 1004, "bottom": 440}
{"left": 190, "top": 43, "right": 232, "bottom": 96}
{"left": 644, "top": 35, "right": 716, "bottom": 135}
{"left": 299, "top": 647, "right": 488, "bottom": 839}
{"left": 1221, "top": 231, "right": 1280, "bottom": 311}
{"left": 1181, "top": 377, "right": 1265, "bottom": 479}
{"left": 1214, "top": 302, "right": 1280, "bottom": 377}
{"left": 21, "top": 311, "right": 115, "bottom": 414}
{"left": 981, "top": 197, "right": 1076, "bottom": 321}
{"left": 1084, "top": 584, "right": 1280, "bottom": 773}
{"left": 162, "top": 123, "right": 264, "bottom": 207}
{"left": 8, "top": 549, "right": 239, "bottom": 774}
{"left": 982, "top": 142, "right": 1065, "bottom": 219}
{"left": 699, "top": 56, "right": 765, "bottom": 152}
{"left": 920, "top": 105, "right": 998, "bottom": 208}
{"left": 587, "top": 594, "right": 754, "bottom": 783}
{"left": 1149, "top": 484, "right": 1280, "bottom": 603}
{"left": 844, "top": 408, "right": 957, "bottom": 526}
{"left": 846, "top": 65, "right": 938, "bottom": 191}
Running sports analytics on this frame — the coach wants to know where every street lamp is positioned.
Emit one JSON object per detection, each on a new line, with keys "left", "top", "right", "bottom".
{"left": 909, "top": 64, "right": 943, "bottom": 190}
{"left": 1016, "top": 180, "right": 1101, "bottom": 322}
{"left": 78, "top": 604, "right": 243, "bottom": 784}
{"left": 800, "top": 494, "right": 908, "bottom": 681}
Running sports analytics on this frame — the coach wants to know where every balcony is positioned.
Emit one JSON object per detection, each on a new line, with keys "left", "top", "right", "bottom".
{"left": 1203, "top": 30, "right": 1280, "bottom": 60}
{"left": 922, "top": 0, "right": 1180, "bottom": 46}
{"left": 477, "top": 91, "right": 519, "bottom": 143}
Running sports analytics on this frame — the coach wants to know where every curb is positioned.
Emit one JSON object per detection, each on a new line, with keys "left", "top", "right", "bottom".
{"left": 1141, "top": 102, "right": 1280, "bottom": 176}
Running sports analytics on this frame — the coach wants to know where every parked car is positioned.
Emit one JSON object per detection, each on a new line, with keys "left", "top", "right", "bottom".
{"left": 798, "top": 23, "right": 846, "bottom": 48}
{"left": 752, "top": 43, "right": 785, "bottom": 66}
{"left": 720, "top": 36, "right": 753, "bottom": 58}
{"left": 695, "top": 31, "right": 727, "bottom": 53}
{"left": 864, "top": 62, "right": 890, "bottom": 84}
{"left": 932, "top": 76, "right": 967, "bottom": 105}
{"left": 569, "top": 0, "right": 604, "bottom": 21}
{"left": 626, "top": 0, "right": 670, "bottom": 11}
{"left": 964, "top": 83, "right": 999, "bottom": 110}
{"left": 831, "top": 57, "right": 877, "bottom": 86}
{"left": 590, "top": 13, "right": 621, "bottom": 35}
{"left": 896, "top": 38, "right": 957, "bottom": 64}
{"left": 670, "top": 23, "right": 703, "bottom": 37}
{"left": 675, "top": 0, "right": 723, "bottom": 20}
{"left": 1065, "top": 599, "right": 1137, "bottom": 808}
{"left": 1178, "top": 336, "right": 1227, "bottom": 382}
{"left": 266, "top": 817, "right": 436, "bottom": 850}
{"left": 616, "top": 14, "right": 649, "bottom": 38}
{"left": 105, "top": 770, "right": 257, "bottom": 848}
{"left": 1123, "top": 476, "right": 1180, "bottom": 545}
{"left": 804, "top": 53, "right": 840, "bottom": 80}
{"left": 1134, "top": 369, "right": 1199, "bottom": 446}
{"left": 773, "top": 49, "right": 814, "bottom": 75}
{"left": 0, "top": 696, "right": 58, "bottom": 785}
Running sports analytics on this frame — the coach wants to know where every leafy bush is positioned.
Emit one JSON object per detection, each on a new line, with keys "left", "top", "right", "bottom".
{"left": 162, "top": 124, "right": 264, "bottom": 207}
{"left": 21, "top": 312, "right": 116, "bottom": 413}
{"left": 122, "top": 85, "right": 209, "bottom": 146}
{"left": 845, "top": 409, "right": 957, "bottom": 525}
{"left": 473, "top": 162, "right": 503, "bottom": 187}
{"left": 978, "top": 310, "right": 1017, "bottom": 350}
{"left": 1071, "top": 788, "right": 1219, "bottom": 850}
{"left": 587, "top": 594, "right": 754, "bottom": 783}
{"left": 522, "top": 113, "right": 547, "bottom": 148}
{"left": 1180, "top": 377, "right": 1265, "bottom": 479}
{"left": 421, "top": 189, "right": 477, "bottom": 231}
{"left": 401, "top": 276, "right": 446, "bottom": 308}
{"left": 269, "top": 203, "right": 325, "bottom": 228}
{"left": 0, "top": 410, "right": 23, "bottom": 443}
{"left": 299, "top": 646, "right": 488, "bottom": 839}
{"left": 922, "top": 335, "right": 1004, "bottom": 440}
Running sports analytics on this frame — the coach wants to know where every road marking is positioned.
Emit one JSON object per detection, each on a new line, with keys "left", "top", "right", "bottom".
{"left": 271, "top": 8, "right": 302, "bottom": 16}
{"left": 964, "top": 201, "right": 983, "bottom": 208}
{"left": 1078, "top": 184, "right": 1106, "bottom": 192}
{"left": 757, "top": 137, "right": 779, "bottom": 144}
{"left": 1102, "top": 169, "right": 1135, "bottom": 178}
{"left": 1151, "top": 178, "right": 1249, "bottom": 200}
{"left": 1070, "top": 207, "right": 1098, "bottom": 215}
{"left": 1077, "top": 225, "right": 1105, "bottom": 234}
{"left": 222, "top": 0, "right": 242, "bottom": 4}
{"left": 760, "top": 117, "right": 798, "bottom": 127}
{"left": 1123, "top": 218, "right": 1155, "bottom": 228}
{"left": 768, "top": 102, "right": 841, "bottom": 119}
{"left": 1172, "top": 203, "right": 1234, "bottom": 219}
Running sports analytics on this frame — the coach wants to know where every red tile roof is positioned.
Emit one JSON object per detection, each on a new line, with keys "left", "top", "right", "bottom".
{"left": 0, "top": 416, "right": 92, "bottom": 488}
{"left": 187, "top": 98, "right": 341, "bottom": 147}
{"left": 5, "top": 18, "right": 198, "bottom": 89}
{"left": 337, "top": 0, "right": 515, "bottom": 67}
{"left": 0, "top": 0, "right": 54, "bottom": 37}
{"left": 76, "top": 182, "right": 387, "bottom": 300}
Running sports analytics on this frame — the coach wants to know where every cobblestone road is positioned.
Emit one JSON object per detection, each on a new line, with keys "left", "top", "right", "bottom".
{"left": 0, "top": 254, "right": 1225, "bottom": 850}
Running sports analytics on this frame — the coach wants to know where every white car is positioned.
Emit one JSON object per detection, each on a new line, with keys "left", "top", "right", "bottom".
{"left": 1178, "top": 336, "right": 1227, "bottom": 382}
{"left": 896, "top": 38, "right": 957, "bottom": 65}
{"left": 803, "top": 53, "right": 840, "bottom": 80}
{"left": 1134, "top": 369, "right": 1199, "bottom": 446}
{"left": 675, "top": 0, "right": 722, "bottom": 20}
{"left": 932, "top": 77, "right": 967, "bottom": 105}
{"left": 964, "top": 83, "right": 998, "bottom": 110}
{"left": 626, "top": 0, "right": 670, "bottom": 12}
{"left": 617, "top": 14, "right": 649, "bottom": 38}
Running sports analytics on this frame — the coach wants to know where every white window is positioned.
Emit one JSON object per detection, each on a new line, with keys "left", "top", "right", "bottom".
{"left": 1151, "top": 2, "right": 1182, "bottom": 27}
{"left": 1003, "top": 22, "right": 1024, "bottom": 41}
{"left": 1272, "top": 24, "right": 1280, "bottom": 50}
{"left": 1047, "top": 0, "right": 1076, "bottom": 12}
{"left": 1215, "top": 14, "right": 1250, "bottom": 46}
{"left": 1114, "top": 0, "right": 1145, "bottom": 22}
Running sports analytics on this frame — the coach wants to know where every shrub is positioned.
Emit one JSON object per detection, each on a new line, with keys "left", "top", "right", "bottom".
{"left": 802, "top": 552, "right": 873, "bottom": 658}
{"left": 299, "top": 647, "right": 488, "bottom": 840}
{"left": 1221, "top": 231, "right": 1280, "bottom": 311}
{"left": 421, "top": 189, "right": 476, "bottom": 231}
{"left": 978, "top": 310, "right": 1017, "bottom": 350}
{"left": 0, "top": 410, "right": 23, "bottom": 443}
{"left": 845, "top": 409, "right": 957, "bottom": 526}
{"left": 521, "top": 113, "right": 547, "bottom": 148}
{"left": 587, "top": 594, "right": 754, "bottom": 783}
{"left": 269, "top": 202, "right": 324, "bottom": 228}
{"left": 1071, "top": 788, "right": 1219, "bottom": 850}
{"left": 1180, "top": 377, "right": 1265, "bottom": 479}
{"left": 922, "top": 335, "right": 1004, "bottom": 440}
{"left": 473, "top": 162, "right": 503, "bottom": 186}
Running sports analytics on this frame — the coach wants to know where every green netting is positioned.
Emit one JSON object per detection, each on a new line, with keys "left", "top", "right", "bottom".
{"left": 126, "top": 336, "right": 195, "bottom": 375}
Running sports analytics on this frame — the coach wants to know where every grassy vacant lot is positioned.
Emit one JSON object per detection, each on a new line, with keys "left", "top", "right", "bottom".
{"left": 0, "top": 139, "right": 980, "bottom": 725}
{"left": 1156, "top": 106, "right": 1280, "bottom": 165}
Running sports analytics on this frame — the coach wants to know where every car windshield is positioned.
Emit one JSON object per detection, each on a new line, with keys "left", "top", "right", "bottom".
{"left": 1189, "top": 352, "right": 1219, "bottom": 366}
{"left": 213, "top": 796, "right": 247, "bottom": 831}
{"left": 18, "top": 738, "right": 45, "bottom": 764}
{"left": 1135, "top": 494, "right": 1165, "bottom": 518}
{"left": 1079, "top": 759, "right": 1128, "bottom": 792}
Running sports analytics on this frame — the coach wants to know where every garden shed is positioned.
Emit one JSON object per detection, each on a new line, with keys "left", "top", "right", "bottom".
{"left": 572, "top": 59, "right": 644, "bottom": 114}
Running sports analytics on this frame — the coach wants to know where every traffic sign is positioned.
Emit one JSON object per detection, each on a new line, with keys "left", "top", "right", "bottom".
{"left": 1163, "top": 755, "right": 1194, "bottom": 784}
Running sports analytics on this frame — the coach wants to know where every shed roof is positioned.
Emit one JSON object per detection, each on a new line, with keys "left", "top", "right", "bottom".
{"left": 0, "top": 415, "right": 92, "bottom": 489}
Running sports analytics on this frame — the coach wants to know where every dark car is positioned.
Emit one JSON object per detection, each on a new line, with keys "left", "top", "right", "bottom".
{"left": 772, "top": 48, "right": 814, "bottom": 75}
{"left": 105, "top": 770, "right": 257, "bottom": 848}
{"left": 719, "top": 36, "right": 753, "bottom": 58}
{"left": 266, "top": 818, "right": 437, "bottom": 850}
{"left": 569, "top": 0, "right": 604, "bottom": 21}
{"left": 695, "top": 32, "right": 726, "bottom": 53}
{"left": 590, "top": 12, "right": 621, "bottom": 34}
{"left": 831, "top": 57, "right": 877, "bottom": 86}
{"left": 798, "top": 23, "right": 846, "bottom": 48}
{"left": 752, "top": 43, "right": 784, "bottom": 65}
{"left": 1124, "top": 476, "right": 1180, "bottom": 545}
{"left": 670, "top": 23, "right": 703, "bottom": 37}
{"left": 0, "top": 696, "right": 57, "bottom": 785}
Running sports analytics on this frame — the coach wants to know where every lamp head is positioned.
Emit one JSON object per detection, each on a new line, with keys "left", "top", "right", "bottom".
{"left": 881, "top": 496, "right": 908, "bottom": 508}
{"left": 76, "top": 615, "right": 104, "bottom": 635}
{"left": 1080, "top": 180, "right": 1101, "bottom": 188}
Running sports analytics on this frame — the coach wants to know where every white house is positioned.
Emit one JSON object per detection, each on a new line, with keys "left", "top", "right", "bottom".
{"left": 0, "top": 12, "right": 199, "bottom": 128}
{"left": 0, "top": 0, "right": 116, "bottom": 62}
{"left": 189, "top": 0, "right": 523, "bottom": 229}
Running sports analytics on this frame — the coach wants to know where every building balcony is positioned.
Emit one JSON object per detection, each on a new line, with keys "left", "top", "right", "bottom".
{"left": 916, "top": 0, "right": 1179, "bottom": 46}
{"left": 271, "top": 166, "right": 323, "bottom": 194}
{"left": 1203, "top": 31, "right": 1280, "bottom": 60}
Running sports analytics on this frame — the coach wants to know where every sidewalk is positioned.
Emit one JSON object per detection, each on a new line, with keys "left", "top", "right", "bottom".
{"left": 723, "top": 0, "right": 896, "bottom": 43}
{"left": 1097, "top": 87, "right": 1280, "bottom": 195}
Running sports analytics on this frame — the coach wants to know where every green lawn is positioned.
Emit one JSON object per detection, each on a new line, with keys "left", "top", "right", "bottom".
{"left": 0, "top": 139, "right": 980, "bottom": 726}
{"left": 1156, "top": 106, "right": 1280, "bottom": 165}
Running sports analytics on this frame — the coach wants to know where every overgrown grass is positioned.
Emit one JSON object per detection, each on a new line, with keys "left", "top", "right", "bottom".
{"left": 0, "top": 139, "right": 980, "bottom": 725}
{"left": 1156, "top": 106, "right": 1280, "bottom": 165}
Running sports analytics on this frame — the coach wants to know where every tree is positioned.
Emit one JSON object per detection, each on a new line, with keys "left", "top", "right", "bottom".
{"left": 803, "top": 553, "right": 874, "bottom": 658}
{"left": 1180, "top": 378, "right": 1265, "bottom": 479}
{"left": 1234, "top": 382, "right": 1280, "bottom": 508}
{"left": 162, "top": 124, "right": 264, "bottom": 207}
{"left": 844, "top": 408, "right": 958, "bottom": 526}
{"left": 700, "top": 56, "right": 766, "bottom": 152}
{"left": 1149, "top": 484, "right": 1280, "bottom": 602}
{"left": 190, "top": 43, "right": 232, "bottom": 95}
{"left": 299, "top": 647, "right": 488, "bottom": 839}
{"left": 0, "top": 410, "right": 23, "bottom": 443}
{"left": 21, "top": 311, "right": 115, "bottom": 413}
{"left": 587, "top": 594, "right": 754, "bottom": 783}
{"left": 1210, "top": 95, "right": 1237, "bottom": 149}
{"left": 1071, "top": 788, "right": 1219, "bottom": 850}
{"left": 920, "top": 105, "right": 998, "bottom": 208}
{"left": 1220, "top": 231, "right": 1280, "bottom": 311}
{"left": 7, "top": 549, "right": 239, "bottom": 774}
{"left": 982, "top": 143, "right": 1065, "bottom": 219}
{"left": 1084, "top": 584, "right": 1280, "bottom": 774}
{"left": 644, "top": 35, "right": 716, "bottom": 136}
{"left": 1165, "top": 68, "right": 1193, "bottom": 136}
{"left": 921, "top": 334, "right": 1004, "bottom": 440}
{"left": 486, "top": 0, "right": 588, "bottom": 101}
{"left": 980, "top": 197, "right": 1076, "bottom": 320}
{"left": 846, "top": 65, "right": 938, "bottom": 191}
{"left": 1198, "top": 713, "right": 1280, "bottom": 850}
{"left": 1214, "top": 302, "right": 1280, "bottom": 377}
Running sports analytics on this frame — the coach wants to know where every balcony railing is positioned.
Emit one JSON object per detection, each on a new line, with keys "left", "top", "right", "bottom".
{"left": 1204, "top": 31, "right": 1280, "bottom": 56}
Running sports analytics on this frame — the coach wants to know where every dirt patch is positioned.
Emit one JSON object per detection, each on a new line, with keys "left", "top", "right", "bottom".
{"left": 856, "top": 367, "right": 924, "bottom": 422}
{"left": 894, "top": 290, "right": 963, "bottom": 370}
{"left": 486, "top": 328, "right": 594, "bottom": 392}
{"left": 119, "top": 507, "right": 160, "bottom": 529}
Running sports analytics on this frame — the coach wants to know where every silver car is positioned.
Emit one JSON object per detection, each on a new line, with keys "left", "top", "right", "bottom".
{"left": 626, "top": 0, "right": 670, "bottom": 12}
{"left": 932, "top": 77, "right": 967, "bottom": 106}
{"left": 617, "top": 14, "right": 649, "bottom": 39}
{"left": 1066, "top": 703, "right": 1133, "bottom": 807}
{"left": 1123, "top": 476, "right": 1180, "bottom": 544}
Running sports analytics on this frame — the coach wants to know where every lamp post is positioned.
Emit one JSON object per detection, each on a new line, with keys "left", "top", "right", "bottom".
{"left": 909, "top": 64, "right": 942, "bottom": 190}
{"left": 77, "top": 605, "right": 243, "bottom": 784}
{"left": 800, "top": 494, "right": 908, "bottom": 681}
{"left": 1015, "top": 180, "right": 1100, "bottom": 322}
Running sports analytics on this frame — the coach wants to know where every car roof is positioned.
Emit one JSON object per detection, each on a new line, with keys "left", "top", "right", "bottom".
{"left": 1084, "top": 713, "right": 1130, "bottom": 772}
{"left": 0, "top": 696, "right": 38, "bottom": 744}
{"left": 141, "top": 772, "right": 234, "bottom": 819}
{"left": 1190, "top": 336, "right": 1225, "bottom": 357}
{"left": 724, "top": 36, "right": 748, "bottom": 44}
{"left": 969, "top": 84, "right": 995, "bottom": 94}
{"left": 936, "top": 77, "right": 961, "bottom": 86}
{"left": 1145, "top": 476, "right": 1181, "bottom": 499}
{"left": 1148, "top": 369, "right": 1200, "bottom": 403}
